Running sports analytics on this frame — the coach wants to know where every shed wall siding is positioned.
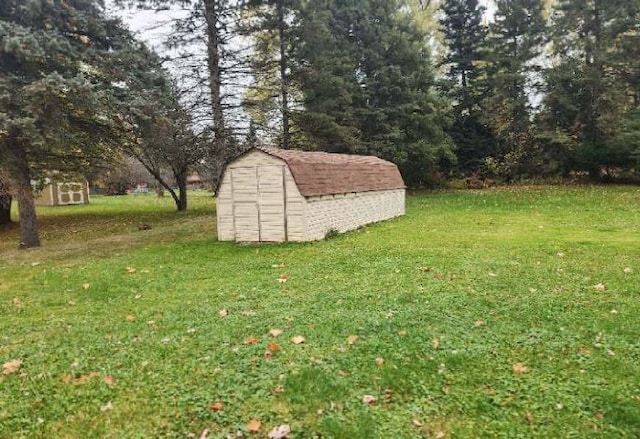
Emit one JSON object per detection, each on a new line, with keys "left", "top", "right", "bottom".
{"left": 216, "top": 150, "right": 306, "bottom": 242}
{"left": 304, "top": 189, "right": 405, "bottom": 241}
{"left": 35, "top": 182, "right": 89, "bottom": 206}
{"left": 215, "top": 172, "right": 235, "bottom": 241}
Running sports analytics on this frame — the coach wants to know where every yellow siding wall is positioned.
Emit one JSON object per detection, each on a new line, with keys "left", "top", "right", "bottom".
{"left": 216, "top": 150, "right": 306, "bottom": 242}
{"left": 304, "top": 189, "right": 405, "bottom": 241}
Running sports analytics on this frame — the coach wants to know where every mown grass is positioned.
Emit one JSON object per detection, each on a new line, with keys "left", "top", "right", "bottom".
{"left": 1, "top": 187, "right": 639, "bottom": 438}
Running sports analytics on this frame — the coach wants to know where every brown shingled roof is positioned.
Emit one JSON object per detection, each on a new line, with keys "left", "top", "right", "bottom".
{"left": 259, "top": 148, "right": 405, "bottom": 197}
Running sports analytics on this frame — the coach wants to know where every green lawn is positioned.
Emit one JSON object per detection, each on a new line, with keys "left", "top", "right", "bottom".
{"left": 1, "top": 187, "right": 639, "bottom": 438}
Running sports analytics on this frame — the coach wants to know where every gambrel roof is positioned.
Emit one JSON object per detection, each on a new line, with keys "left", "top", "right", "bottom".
{"left": 256, "top": 148, "right": 405, "bottom": 197}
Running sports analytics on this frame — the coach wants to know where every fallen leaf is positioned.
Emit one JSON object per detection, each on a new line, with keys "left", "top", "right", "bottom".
{"left": 264, "top": 350, "right": 272, "bottom": 361}
{"left": 512, "top": 362, "right": 529, "bottom": 374}
{"left": 267, "top": 341, "right": 280, "bottom": 352}
{"left": 528, "top": 287, "right": 537, "bottom": 293}
{"left": 594, "top": 410, "right": 604, "bottom": 419}
{"left": 209, "top": 401, "right": 224, "bottom": 412}
{"left": 218, "top": 309, "right": 229, "bottom": 317}
{"left": 247, "top": 419, "right": 261, "bottom": 433}
{"left": 398, "top": 329, "right": 407, "bottom": 336}
{"left": 74, "top": 372, "right": 99, "bottom": 384}
{"left": 2, "top": 359, "right": 23, "bottom": 376}
{"left": 199, "top": 428, "right": 209, "bottom": 439}
{"left": 277, "top": 274, "right": 288, "bottom": 283}
{"left": 525, "top": 412, "right": 536, "bottom": 423}
{"left": 593, "top": 283, "right": 606, "bottom": 291}
{"left": 125, "top": 315, "right": 135, "bottom": 322}
{"left": 126, "top": 267, "right": 136, "bottom": 273}
{"left": 578, "top": 345, "right": 591, "bottom": 355}
{"left": 272, "top": 385, "right": 284, "bottom": 394}
{"left": 362, "top": 394, "right": 377, "bottom": 404}
{"left": 432, "top": 337, "right": 440, "bottom": 350}
{"left": 269, "top": 328, "right": 283, "bottom": 337}
{"left": 62, "top": 374, "right": 73, "bottom": 383}
{"left": 337, "top": 370, "right": 347, "bottom": 377}
{"left": 103, "top": 375, "right": 116, "bottom": 386}
{"left": 12, "top": 298, "right": 23, "bottom": 307}
{"left": 412, "top": 419, "right": 423, "bottom": 427}
{"left": 375, "top": 357, "right": 384, "bottom": 366}
{"left": 435, "top": 432, "right": 446, "bottom": 439}
{"left": 474, "top": 320, "right": 485, "bottom": 327}
{"left": 623, "top": 267, "right": 633, "bottom": 274}
{"left": 291, "top": 335, "right": 305, "bottom": 345}
{"left": 271, "top": 264, "right": 286, "bottom": 268}
{"left": 557, "top": 252, "right": 565, "bottom": 258}
{"left": 347, "top": 335, "right": 358, "bottom": 345}
{"left": 244, "top": 336, "right": 259, "bottom": 345}
{"left": 100, "top": 401, "right": 113, "bottom": 412}
{"left": 82, "top": 283, "right": 90, "bottom": 290}
{"left": 241, "top": 310, "right": 257, "bottom": 316}
{"left": 268, "top": 424, "right": 291, "bottom": 439}
{"left": 487, "top": 272, "right": 497, "bottom": 277}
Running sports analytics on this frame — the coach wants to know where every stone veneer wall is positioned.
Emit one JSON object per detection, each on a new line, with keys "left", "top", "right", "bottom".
{"left": 304, "top": 189, "right": 405, "bottom": 241}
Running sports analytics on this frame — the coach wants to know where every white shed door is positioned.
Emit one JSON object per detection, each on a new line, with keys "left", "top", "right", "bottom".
{"left": 257, "top": 166, "right": 286, "bottom": 242}
{"left": 231, "top": 166, "right": 286, "bottom": 242}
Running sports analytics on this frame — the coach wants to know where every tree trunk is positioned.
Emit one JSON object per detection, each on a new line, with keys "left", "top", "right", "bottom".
{"left": 15, "top": 173, "right": 40, "bottom": 248}
{"left": 0, "top": 179, "right": 12, "bottom": 226}
{"left": 277, "top": 0, "right": 290, "bottom": 149}
{"left": 176, "top": 171, "right": 188, "bottom": 211}
{"left": 0, "top": 192, "right": 11, "bottom": 226}
{"left": 203, "top": 0, "right": 228, "bottom": 182}
{"left": 6, "top": 135, "right": 41, "bottom": 248}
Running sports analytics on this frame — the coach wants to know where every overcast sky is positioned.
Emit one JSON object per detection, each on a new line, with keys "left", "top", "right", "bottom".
{"left": 110, "top": 1, "right": 498, "bottom": 49}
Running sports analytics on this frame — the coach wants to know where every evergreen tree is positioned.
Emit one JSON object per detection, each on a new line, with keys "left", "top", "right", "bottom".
{"left": 240, "top": 0, "right": 297, "bottom": 149}
{"left": 541, "top": 0, "right": 640, "bottom": 177}
{"left": 439, "top": 0, "right": 493, "bottom": 174}
{"left": 483, "top": 0, "right": 546, "bottom": 180}
{"left": 293, "top": 0, "right": 454, "bottom": 186}
{"left": 0, "top": 0, "right": 140, "bottom": 247}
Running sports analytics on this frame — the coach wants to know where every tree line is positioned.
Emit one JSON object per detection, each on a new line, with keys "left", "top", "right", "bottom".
{"left": 2, "top": 0, "right": 640, "bottom": 248}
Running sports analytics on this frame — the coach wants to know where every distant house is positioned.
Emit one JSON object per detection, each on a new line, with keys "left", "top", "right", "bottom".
{"left": 35, "top": 179, "right": 90, "bottom": 206}
{"left": 186, "top": 173, "right": 205, "bottom": 190}
{"left": 216, "top": 148, "right": 405, "bottom": 242}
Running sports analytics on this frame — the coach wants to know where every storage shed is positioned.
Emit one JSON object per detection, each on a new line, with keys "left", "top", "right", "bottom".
{"left": 216, "top": 148, "right": 405, "bottom": 242}
{"left": 35, "top": 179, "right": 90, "bottom": 207}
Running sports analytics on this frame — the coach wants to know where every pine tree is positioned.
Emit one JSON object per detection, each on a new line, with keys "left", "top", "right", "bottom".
{"left": 0, "top": 0, "right": 163, "bottom": 247}
{"left": 541, "top": 0, "right": 640, "bottom": 177}
{"left": 482, "top": 0, "right": 546, "bottom": 180}
{"left": 241, "top": 0, "right": 297, "bottom": 148}
{"left": 293, "top": 0, "right": 454, "bottom": 186}
{"left": 439, "top": 0, "right": 493, "bottom": 174}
